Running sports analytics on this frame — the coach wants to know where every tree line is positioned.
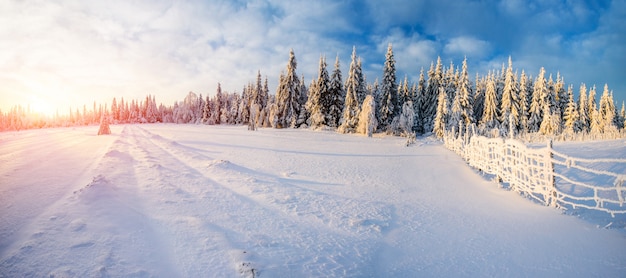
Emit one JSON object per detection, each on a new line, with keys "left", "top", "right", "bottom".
{"left": 2, "top": 44, "right": 625, "bottom": 140}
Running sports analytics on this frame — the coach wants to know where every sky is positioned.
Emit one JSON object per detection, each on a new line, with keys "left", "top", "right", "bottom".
{"left": 1, "top": 0, "right": 625, "bottom": 115}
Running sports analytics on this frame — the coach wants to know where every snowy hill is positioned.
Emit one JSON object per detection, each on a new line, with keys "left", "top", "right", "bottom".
{"left": 1, "top": 124, "right": 624, "bottom": 277}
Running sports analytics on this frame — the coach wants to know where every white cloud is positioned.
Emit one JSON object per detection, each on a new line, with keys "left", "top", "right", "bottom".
{"left": 444, "top": 36, "right": 491, "bottom": 59}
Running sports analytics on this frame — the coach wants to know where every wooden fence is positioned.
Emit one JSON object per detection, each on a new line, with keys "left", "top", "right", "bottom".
{"left": 444, "top": 131, "right": 626, "bottom": 216}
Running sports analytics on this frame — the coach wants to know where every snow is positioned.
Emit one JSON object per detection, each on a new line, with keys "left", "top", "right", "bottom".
{"left": 1, "top": 124, "right": 624, "bottom": 277}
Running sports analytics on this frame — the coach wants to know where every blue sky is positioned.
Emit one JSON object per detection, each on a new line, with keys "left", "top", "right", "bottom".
{"left": 1, "top": 0, "right": 625, "bottom": 114}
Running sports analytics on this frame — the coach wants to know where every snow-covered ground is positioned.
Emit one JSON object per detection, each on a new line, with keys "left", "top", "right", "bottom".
{"left": 1, "top": 124, "right": 624, "bottom": 277}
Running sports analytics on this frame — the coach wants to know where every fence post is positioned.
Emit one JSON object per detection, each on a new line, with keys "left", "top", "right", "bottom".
{"left": 546, "top": 139, "right": 557, "bottom": 207}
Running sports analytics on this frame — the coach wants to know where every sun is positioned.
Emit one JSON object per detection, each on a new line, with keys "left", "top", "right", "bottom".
{"left": 30, "top": 100, "right": 55, "bottom": 116}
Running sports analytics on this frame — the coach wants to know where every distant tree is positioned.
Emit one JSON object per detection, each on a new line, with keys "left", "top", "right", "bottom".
{"left": 518, "top": 70, "right": 530, "bottom": 134}
{"left": 275, "top": 49, "right": 302, "bottom": 128}
{"left": 433, "top": 87, "right": 447, "bottom": 138}
{"left": 327, "top": 55, "right": 345, "bottom": 128}
{"left": 306, "top": 55, "right": 331, "bottom": 128}
{"left": 528, "top": 68, "right": 546, "bottom": 132}
{"left": 379, "top": 43, "right": 398, "bottom": 131}
{"left": 563, "top": 85, "right": 581, "bottom": 133}
{"left": 422, "top": 58, "right": 443, "bottom": 133}
{"left": 399, "top": 101, "right": 415, "bottom": 136}
{"left": 339, "top": 47, "right": 365, "bottom": 133}
{"left": 357, "top": 94, "right": 377, "bottom": 137}
{"left": 480, "top": 73, "right": 499, "bottom": 132}
{"left": 500, "top": 57, "right": 519, "bottom": 136}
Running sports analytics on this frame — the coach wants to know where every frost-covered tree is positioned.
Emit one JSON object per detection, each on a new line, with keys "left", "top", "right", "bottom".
{"left": 306, "top": 55, "right": 331, "bottom": 129}
{"left": 473, "top": 74, "right": 485, "bottom": 126}
{"left": 414, "top": 69, "right": 426, "bottom": 133}
{"left": 433, "top": 87, "right": 447, "bottom": 138}
{"left": 555, "top": 73, "right": 568, "bottom": 120}
{"left": 456, "top": 57, "right": 474, "bottom": 129}
{"left": 587, "top": 85, "right": 598, "bottom": 132}
{"left": 448, "top": 85, "right": 462, "bottom": 134}
{"left": 399, "top": 101, "right": 415, "bottom": 136}
{"left": 500, "top": 57, "right": 519, "bottom": 136}
{"left": 357, "top": 94, "right": 377, "bottom": 137}
{"left": 327, "top": 55, "right": 345, "bottom": 128}
{"left": 528, "top": 68, "right": 546, "bottom": 132}
{"left": 275, "top": 49, "right": 302, "bottom": 128}
{"left": 339, "top": 47, "right": 366, "bottom": 133}
{"left": 480, "top": 74, "right": 499, "bottom": 132}
{"left": 423, "top": 58, "right": 443, "bottom": 133}
{"left": 598, "top": 84, "right": 616, "bottom": 133}
{"left": 619, "top": 101, "right": 626, "bottom": 129}
{"left": 518, "top": 70, "right": 530, "bottom": 133}
{"left": 578, "top": 83, "right": 589, "bottom": 132}
{"left": 563, "top": 85, "right": 581, "bottom": 133}
{"left": 379, "top": 43, "right": 398, "bottom": 131}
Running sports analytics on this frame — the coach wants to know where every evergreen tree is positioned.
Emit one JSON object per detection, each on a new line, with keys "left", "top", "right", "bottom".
{"left": 399, "top": 101, "right": 415, "bottom": 135}
{"left": 555, "top": 73, "right": 568, "bottom": 120}
{"left": 587, "top": 85, "right": 598, "bottom": 132}
{"left": 528, "top": 68, "right": 546, "bottom": 132}
{"left": 379, "top": 43, "right": 398, "bottom": 130}
{"left": 578, "top": 83, "right": 589, "bottom": 132}
{"left": 518, "top": 70, "right": 530, "bottom": 133}
{"left": 456, "top": 57, "right": 474, "bottom": 128}
{"left": 480, "top": 73, "right": 499, "bottom": 132}
{"left": 415, "top": 69, "right": 426, "bottom": 133}
{"left": 327, "top": 55, "right": 345, "bottom": 128}
{"left": 422, "top": 58, "right": 443, "bottom": 133}
{"left": 357, "top": 94, "right": 377, "bottom": 137}
{"left": 275, "top": 49, "right": 302, "bottom": 128}
{"left": 339, "top": 47, "right": 365, "bottom": 133}
{"left": 619, "top": 101, "right": 626, "bottom": 129}
{"left": 433, "top": 87, "right": 447, "bottom": 138}
{"left": 599, "top": 84, "right": 616, "bottom": 133}
{"left": 473, "top": 74, "right": 485, "bottom": 127}
{"left": 500, "top": 57, "right": 519, "bottom": 136}
{"left": 306, "top": 55, "right": 331, "bottom": 128}
{"left": 563, "top": 85, "right": 581, "bottom": 133}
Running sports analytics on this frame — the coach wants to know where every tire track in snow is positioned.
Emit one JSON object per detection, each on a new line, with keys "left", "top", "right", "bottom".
{"left": 129, "top": 125, "right": 391, "bottom": 276}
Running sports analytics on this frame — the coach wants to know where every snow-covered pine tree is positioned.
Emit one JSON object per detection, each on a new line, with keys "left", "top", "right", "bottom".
{"left": 599, "top": 84, "right": 616, "bottom": 133}
{"left": 590, "top": 109, "right": 602, "bottom": 135}
{"left": 500, "top": 57, "right": 519, "bottom": 136}
{"left": 422, "top": 58, "right": 443, "bottom": 133}
{"left": 306, "top": 56, "right": 330, "bottom": 128}
{"left": 357, "top": 94, "right": 377, "bottom": 137}
{"left": 202, "top": 95, "right": 211, "bottom": 124}
{"left": 379, "top": 43, "right": 398, "bottom": 131}
{"left": 473, "top": 74, "right": 485, "bottom": 127}
{"left": 327, "top": 55, "right": 345, "bottom": 128}
{"left": 578, "top": 83, "right": 589, "bottom": 132}
{"left": 433, "top": 87, "right": 447, "bottom": 138}
{"left": 539, "top": 74, "right": 561, "bottom": 136}
{"left": 275, "top": 49, "right": 302, "bottom": 128}
{"left": 555, "top": 73, "right": 568, "bottom": 120}
{"left": 563, "top": 85, "right": 581, "bottom": 133}
{"left": 448, "top": 86, "right": 462, "bottom": 134}
{"left": 456, "top": 57, "right": 474, "bottom": 129}
{"left": 587, "top": 85, "right": 598, "bottom": 133}
{"left": 97, "top": 111, "right": 111, "bottom": 135}
{"left": 539, "top": 102, "right": 561, "bottom": 136}
{"left": 528, "top": 68, "right": 546, "bottom": 132}
{"left": 399, "top": 101, "right": 415, "bottom": 136}
{"left": 619, "top": 101, "right": 626, "bottom": 130}
{"left": 518, "top": 70, "right": 530, "bottom": 134}
{"left": 414, "top": 69, "right": 426, "bottom": 134}
{"left": 339, "top": 47, "right": 366, "bottom": 133}
{"left": 480, "top": 73, "right": 500, "bottom": 134}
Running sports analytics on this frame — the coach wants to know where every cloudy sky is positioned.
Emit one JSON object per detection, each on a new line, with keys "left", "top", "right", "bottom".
{"left": 1, "top": 0, "right": 625, "bottom": 115}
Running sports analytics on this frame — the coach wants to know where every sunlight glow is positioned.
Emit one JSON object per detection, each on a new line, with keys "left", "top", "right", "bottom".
{"left": 30, "top": 99, "right": 55, "bottom": 116}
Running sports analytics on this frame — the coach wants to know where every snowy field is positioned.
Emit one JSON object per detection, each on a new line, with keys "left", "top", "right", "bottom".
{"left": 1, "top": 124, "right": 625, "bottom": 277}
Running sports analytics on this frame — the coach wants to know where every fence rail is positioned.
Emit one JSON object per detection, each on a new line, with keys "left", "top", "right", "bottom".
{"left": 444, "top": 131, "right": 626, "bottom": 216}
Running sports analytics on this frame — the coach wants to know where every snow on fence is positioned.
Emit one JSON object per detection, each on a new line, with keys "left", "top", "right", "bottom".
{"left": 444, "top": 130, "right": 626, "bottom": 216}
